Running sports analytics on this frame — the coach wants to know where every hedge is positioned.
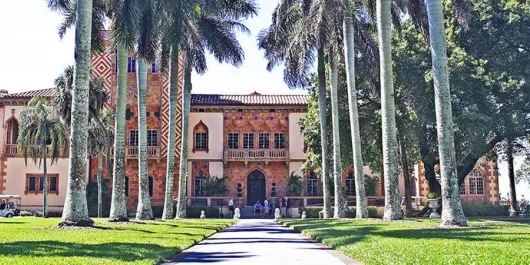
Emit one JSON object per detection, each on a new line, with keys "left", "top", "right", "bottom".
{"left": 461, "top": 204, "right": 509, "bottom": 216}
{"left": 299, "top": 206, "right": 382, "bottom": 218}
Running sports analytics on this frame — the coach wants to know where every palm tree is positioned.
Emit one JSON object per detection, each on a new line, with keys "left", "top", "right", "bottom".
{"left": 174, "top": 0, "right": 258, "bottom": 219}
{"left": 47, "top": 0, "right": 95, "bottom": 226}
{"left": 18, "top": 97, "right": 68, "bottom": 218}
{"left": 107, "top": 0, "right": 143, "bottom": 222}
{"left": 53, "top": 65, "right": 112, "bottom": 218}
{"left": 424, "top": 0, "right": 468, "bottom": 226}
{"left": 376, "top": 0, "right": 403, "bottom": 220}
{"left": 87, "top": 110, "right": 114, "bottom": 217}
{"left": 343, "top": 0, "right": 367, "bottom": 218}
{"left": 258, "top": 0, "right": 333, "bottom": 218}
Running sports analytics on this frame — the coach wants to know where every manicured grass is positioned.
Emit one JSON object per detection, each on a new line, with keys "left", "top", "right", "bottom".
{"left": 281, "top": 218, "right": 530, "bottom": 265}
{"left": 0, "top": 217, "right": 234, "bottom": 265}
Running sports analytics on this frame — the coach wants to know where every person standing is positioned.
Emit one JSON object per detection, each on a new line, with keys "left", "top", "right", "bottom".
{"left": 285, "top": 197, "right": 290, "bottom": 218}
{"left": 228, "top": 197, "right": 235, "bottom": 217}
{"left": 280, "top": 197, "right": 287, "bottom": 218}
{"left": 264, "top": 198, "right": 269, "bottom": 217}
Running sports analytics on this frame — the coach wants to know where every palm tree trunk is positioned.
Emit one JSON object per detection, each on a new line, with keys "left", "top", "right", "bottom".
{"left": 343, "top": 13, "right": 368, "bottom": 219}
{"left": 377, "top": 0, "right": 403, "bottom": 220}
{"left": 97, "top": 152, "right": 103, "bottom": 218}
{"left": 329, "top": 51, "right": 345, "bottom": 218}
{"left": 43, "top": 155, "right": 48, "bottom": 218}
{"left": 317, "top": 49, "right": 331, "bottom": 219}
{"left": 425, "top": 0, "right": 467, "bottom": 226}
{"left": 60, "top": 0, "right": 94, "bottom": 227}
{"left": 109, "top": 43, "right": 129, "bottom": 222}
{"left": 175, "top": 59, "right": 191, "bottom": 219}
{"left": 507, "top": 138, "right": 518, "bottom": 216}
{"left": 136, "top": 58, "right": 153, "bottom": 220}
{"left": 162, "top": 48, "right": 180, "bottom": 220}
{"left": 398, "top": 133, "right": 413, "bottom": 216}
{"left": 106, "top": 147, "right": 113, "bottom": 180}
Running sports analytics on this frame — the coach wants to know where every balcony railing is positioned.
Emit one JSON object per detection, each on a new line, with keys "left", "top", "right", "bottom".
{"left": 223, "top": 148, "right": 288, "bottom": 164}
{"left": 125, "top": 146, "right": 161, "bottom": 158}
{"left": 3, "top": 144, "right": 68, "bottom": 158}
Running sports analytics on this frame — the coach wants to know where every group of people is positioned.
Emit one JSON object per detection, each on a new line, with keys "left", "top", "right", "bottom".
{"left": 0, "top": 200, "right": 13, "bottom": 211}
{"left": 227, "top": 197, "right": 291, "bottom": 218}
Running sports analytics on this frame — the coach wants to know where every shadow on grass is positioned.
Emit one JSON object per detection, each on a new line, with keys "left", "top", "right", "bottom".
{"left": 171, "top": 251, "right": 254, "bottom": 263}
{"left": 0, "top": 241, "right": 179, "bottom": 262}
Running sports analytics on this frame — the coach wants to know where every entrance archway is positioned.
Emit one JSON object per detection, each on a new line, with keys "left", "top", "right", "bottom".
{"left": 247, "top": 170, "right": 266, "bottom": 206}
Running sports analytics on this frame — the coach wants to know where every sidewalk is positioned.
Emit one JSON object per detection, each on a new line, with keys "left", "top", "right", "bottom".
{"left": 161, "top": 219, "right": 362, "bottom": 265}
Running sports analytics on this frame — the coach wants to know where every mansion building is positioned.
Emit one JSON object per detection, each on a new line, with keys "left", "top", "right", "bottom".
{"left": 0, "top": 36, "right": 500, "bottom": 213}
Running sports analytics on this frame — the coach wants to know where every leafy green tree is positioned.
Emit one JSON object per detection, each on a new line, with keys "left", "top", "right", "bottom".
{"left": 18, "top": 97, "right": 68, "bottom": 218}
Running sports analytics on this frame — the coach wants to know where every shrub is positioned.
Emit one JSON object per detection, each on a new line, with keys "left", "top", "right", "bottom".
{"left": 427, "top": 192, "right": 438, "bottom": 199}
{"left": 186, "top": 206, "right": 220, "bottom": 218}
{"left": 299, "top": 206, "right": 383, "bottom": 218}
{"left": 202, "top": 176, "right": 228, "bottom": 196}
{"left": 365, "top": 176, "right": 379, "bottom": 196}
{"left": 461, "top": 204, "right": 509, "bottom": 216}
{"left": 287, "top": 172, "right": 304, "bottom": 196}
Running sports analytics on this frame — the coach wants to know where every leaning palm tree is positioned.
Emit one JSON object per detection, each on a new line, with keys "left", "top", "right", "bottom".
{"left": 376, "top": 0, "right": 403, "bottom": 220}
{"left": 47, "top": 0, "right": 95, "bottom": 226}
{"left": 173, "top": 0, "right": 258, "bottom": 219}
{"left": 87, "top": 109, "right": 114, "bottom": 218}
{"left": 342, "top": 0, "right": 368, "bottom": 218}
{"left": 18, "top": 97, "right": 68, "bottom": 218}
{"left": 424, "top": 0, "right": 468, "bottom": 226}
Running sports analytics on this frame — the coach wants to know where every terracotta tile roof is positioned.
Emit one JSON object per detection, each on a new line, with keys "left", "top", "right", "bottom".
{"left": 191, "top": 93, "right": 309, "bottom": 106}
{"left": 0, "top": 88, "right": 56, "bottom": 99}
{"left": 0, "top": 89, "right": 309, "bottom": 106}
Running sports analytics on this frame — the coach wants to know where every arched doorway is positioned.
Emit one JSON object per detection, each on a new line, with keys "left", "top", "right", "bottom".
{"left": 247, "top": 170, "right": 266, "bottom": 206}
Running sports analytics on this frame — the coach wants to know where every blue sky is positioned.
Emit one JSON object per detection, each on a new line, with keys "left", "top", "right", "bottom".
{"left": 0, "top": 0, "right": 303, "bottom": 95}
{"left": 0, "top": 1, "right": 528, "bottom": 200}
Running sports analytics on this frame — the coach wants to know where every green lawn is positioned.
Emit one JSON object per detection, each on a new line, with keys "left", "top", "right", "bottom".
{"left": 0, "top": 217, "right": 234, "bottom": 265}
{"left": 281, "top": 218, "right": 530, "bottom": 265}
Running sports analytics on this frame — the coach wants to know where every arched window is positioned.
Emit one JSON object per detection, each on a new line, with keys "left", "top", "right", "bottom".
{"left": 345, "top": 173, "right": 356, "bottom": 197}
{"left": 148, "top": 176, "right": 154, "bottom": 197}
{"left": 194, "top": 172, "right": 206, "bottom": 196}
{"left": 193, "top": 120, "right": 209, "bottom": 152}
{"left": 6, "top": 117, "right": 19, "bottom": 145}
{"left": 468, "top": 169, "right": 484, "bottom": 195}
{"left": 306, "top": 172, "right": 320, "bottom": 196}
{"left": 125, "top": 176, "right": 129, "bottom": 197}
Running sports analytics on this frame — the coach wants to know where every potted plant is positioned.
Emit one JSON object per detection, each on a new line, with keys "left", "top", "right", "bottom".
{"left": 426, "top": 192, "right": 440, "bottom": 218}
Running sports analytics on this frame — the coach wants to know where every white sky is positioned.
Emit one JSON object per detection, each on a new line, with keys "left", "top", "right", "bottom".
{"left": 0, "top": 0, "right": 528, "bottom": 200}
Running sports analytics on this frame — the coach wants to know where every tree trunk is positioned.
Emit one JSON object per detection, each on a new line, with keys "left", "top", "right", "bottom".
{"left": 425, "top": 0, "right": 467, "bottom": 226}
{"left": 377, "top": 0, "right": 403, "bottom": 220}
{"left": 343, "top": 15, "right": 368, "bottom": 219}
{"left": 507, "top": 138, "right": 518, "bottom": 216}
{"left": 43, "top": 155, "right": 48, "bottom": 218}
{"left": 109, "top": 43, "right": 129, "bottom": 222}
{"left": 162, "top": 48, "right": 180, "bottom": 220}
{"left": 97, "top": 152, "right": 103, "bottom": 218}
{"left": 136, "top": 58, "right": 154, "bottom": 220}
{"left": 60, "top": 0, "right": 94, "bottom": 227}
{"left": 176, "top": 59, "right": 191, "bottom": 219}
{"left": 106, "top": 147, "right": 113, "bottom": 181}
{"left": 317, "top": 49, "right": 332, "bottom": 219}
{"left": 329, "top": 51, "right": 345, "bottom": 218}
{"left": 398, "top": 133, "right": 413, "bottom": 217}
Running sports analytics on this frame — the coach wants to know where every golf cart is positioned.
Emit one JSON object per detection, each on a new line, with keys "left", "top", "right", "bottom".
{"left": 0, "top": 195, "right": 21, "bottom": 218}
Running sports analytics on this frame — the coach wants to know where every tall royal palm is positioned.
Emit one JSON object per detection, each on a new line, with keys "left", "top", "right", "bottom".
{"left": 424, "top": 0, "right": 468, "bottom": 226}
{"left": 258, "top": 0, "right": 334, "bottom": 218}
{"left": 174, "top": 0, "right": 258, "bottom": 218}
{"left": 18, "top": 98, "right": 68, "bottom": 218}
{"left": 108, "top": 0, "right": 141, "bottom": 222}
{"left": 377, "top": 0, "right": 402, "bottom": 220}
{"left": 47, "top": 0, "right": 95, "bottom": 226}
{"left": 343, "top": 0, "right": 367, "bottom": 218}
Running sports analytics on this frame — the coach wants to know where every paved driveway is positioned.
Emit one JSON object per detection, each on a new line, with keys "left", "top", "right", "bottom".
{"left": 162, "top": 219, "right": 362, "bottom": 265}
